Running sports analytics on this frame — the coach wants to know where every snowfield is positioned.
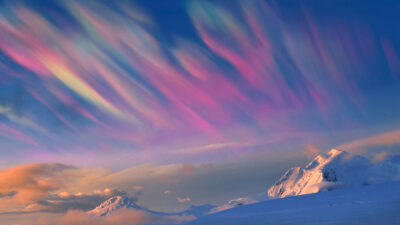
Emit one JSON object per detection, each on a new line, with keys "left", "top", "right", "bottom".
{"left": 185, "top": 180, "right": 400, "bottom": 225}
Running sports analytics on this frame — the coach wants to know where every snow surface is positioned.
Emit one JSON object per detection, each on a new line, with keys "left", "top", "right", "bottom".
{"left": 185, "top": 180, "right": 400, "bottom": 225}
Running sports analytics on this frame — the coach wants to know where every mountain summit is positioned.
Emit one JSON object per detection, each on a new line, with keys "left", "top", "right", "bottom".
{"left": 87, "top": 196, "right": 140, "bottom": 216}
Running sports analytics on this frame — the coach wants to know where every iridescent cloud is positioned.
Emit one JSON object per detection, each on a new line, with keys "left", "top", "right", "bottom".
{"left": 0, "top": 0, "right": 398, "bottom": 165}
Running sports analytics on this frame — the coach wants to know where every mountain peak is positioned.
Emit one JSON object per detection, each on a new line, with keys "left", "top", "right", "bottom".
{"left": 268, "top": 149, "right": 372, "bottom": 198}
{"left": 305, "top": 149, "right": 347, "bottom": 170}
{"left": 87, "top": 196, "right": 140, "bottom": 216}
{"left": 327, "top": 148, "right": 344, "bottom": 156}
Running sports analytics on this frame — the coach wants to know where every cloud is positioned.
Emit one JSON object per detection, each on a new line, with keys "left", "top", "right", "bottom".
{"left": 16, "top": 208, "right": 194, "bottom": 225}
{"left": 172, "top": 142, "right": 249, "bottom": 154}
{"left": 301, "top": 144, "right": 320, "bottom": 159}
{"left": 0, "top": 124, "right": 39, "bottom": 146}
{"left": 99, "top": 162, "right": 204, "bottom": 188}
{"left": 0, "top": 105, "right": 45, "bottom": 133}
{"left": 372, "top": 151, "right": 392, "bottom": 163}
{"left": 177, "top": 197, "right": 191, "bottom": 203}
{"left": 180, "top": 163, "right": 196, "bottom": 175}
{"left": 0, "top": 161, "right": 198, "bottom": 214}
{"left": 27, "top": 188, "right": 127, "bottom": 213}
{"left": 337, "top": 130, "right": 400, "bottom": 152}
{"left": 0, "top": 163, "right": 129, "bottom": 214}
{"left": 133, "top": 186, "right": 144, "bottom": 191}
{"left": 0, "top": 0, "right": 392, "bottom": 166}
{"left": 0, "top": 163, "right": 73, "bottom": 208}
{"left": 164, "top": 190, "right": 172, "bottom": 195}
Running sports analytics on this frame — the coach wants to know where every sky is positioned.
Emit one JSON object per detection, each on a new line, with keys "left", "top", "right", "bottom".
{"left": 0, "top": 0, "right": 400, "bottom": 223}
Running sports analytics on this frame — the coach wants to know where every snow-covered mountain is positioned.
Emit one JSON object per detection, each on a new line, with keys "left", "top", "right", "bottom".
{"left": 204, "top": 149, "right": 400, "bottom": 214}
{"left": 87, "top": 195, "right": 214, "bottom": 219}
{"left": 87, "top": 196, "right": 141, "bottom": 216}
{"left": 268, "top": 149, "right": 400, "bottom": 198}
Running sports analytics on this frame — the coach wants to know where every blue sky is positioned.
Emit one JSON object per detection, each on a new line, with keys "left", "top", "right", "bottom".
{"left": 0, "top": 0, "right": 399, "bottom": 222}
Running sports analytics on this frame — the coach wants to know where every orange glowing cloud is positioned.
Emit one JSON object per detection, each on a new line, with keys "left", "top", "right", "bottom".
{"left": 337, "top": 130, "right": 400, "bottom": 152}
{"left": 0, "top": 163, "right": 73, "bottom": 207}
{"left": 0, "top": 162, "right": 132, "bottom": 213}
{"left": 17, "top": 208, "right": 194, "bottom": 225}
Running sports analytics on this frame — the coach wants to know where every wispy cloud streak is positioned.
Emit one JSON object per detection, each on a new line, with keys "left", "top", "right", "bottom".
{"left": 0, "top": 0, "right": 398, "bottom": 163}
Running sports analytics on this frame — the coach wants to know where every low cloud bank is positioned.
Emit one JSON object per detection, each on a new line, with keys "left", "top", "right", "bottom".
{"left": 0, "top": 163, "right": 73, "bottom": 208}
{"left": 337, "top": 130, "right": 400, "bottom": 153}
{"left": 0, "top": 163, "right": 126, "bottom": 214}
{"left": 15, "top": 208, "right": 194, "bottom": 225}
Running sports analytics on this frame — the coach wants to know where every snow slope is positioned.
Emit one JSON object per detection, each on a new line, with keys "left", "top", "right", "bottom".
{"left": 209, "top": 196, "right": 258, "bottom": 213}
{"left": 175, "top": 204, "right": 215, "bottom": 218}
{"left": 185, "top": 180, "right": 400, "bottom": 225}
{"left": 268, "top": 149, "right": 399, "bottom": 198}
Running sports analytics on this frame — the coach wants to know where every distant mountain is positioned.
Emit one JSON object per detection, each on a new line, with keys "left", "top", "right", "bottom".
{"left": 87, "top": 196, "right": 141, "bottom": 216}
{"left": 87, "top": 195, "right": 214, "bottom": 219}
{"left": 268, "top": 149, "right": 400, "bottom": 198}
